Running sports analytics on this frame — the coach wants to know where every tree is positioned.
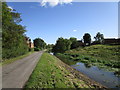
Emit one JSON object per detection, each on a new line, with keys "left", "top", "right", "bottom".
{"left": 33, "top": 38, "right": 46, "bottom": 50}
{"left": 52, "top": 37, "right": 72, "bottom": 54}
{"left": 2, "top": 2, "right": 29, "bottom": 59}
{"left": 46, "top": 44, "right": 54, "bottom": 49}
{"left": 69, "top": 37, "right": 80, "bottom": 49}
{"left": 94, "top": 32, "right": 104, "bottom": 44}
{"left": 70, "top": 37, "right": 77, "bottom": 42}
{"left": 83, "top": 33, "right": 91, "bottom": 46}
{"left": 46, "top": 44, "right": 54, "bottom": 53}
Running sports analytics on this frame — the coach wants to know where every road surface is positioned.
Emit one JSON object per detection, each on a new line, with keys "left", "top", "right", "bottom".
{"left": 2, "top": 51, "right": 43, "bottom": 88}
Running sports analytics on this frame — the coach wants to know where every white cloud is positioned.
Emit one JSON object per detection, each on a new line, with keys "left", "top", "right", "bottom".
{"left": 40, "top": 0, "right": 73, "bottom": 7}
{"left": 73, "top": 30, "right": 77, "bottom": 32}
{"left": 8, "top": 6, "right": 13, "bottom": 11}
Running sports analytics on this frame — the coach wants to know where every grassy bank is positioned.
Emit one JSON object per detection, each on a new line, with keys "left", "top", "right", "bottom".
{"left": 25, "top": 53, "right": 104, "bottom": 88}
{"left": 56, "top": 45, "right": 120, "bottom": 75}
{"left": 1, "top": 51, "right": 34, "bottom": 65}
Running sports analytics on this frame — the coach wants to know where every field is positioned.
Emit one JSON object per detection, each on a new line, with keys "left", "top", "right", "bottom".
{"left": 25, "top": 53, "right": 102, "bottom": 88}
{"left": 56, "top": 45, "right": 120, "bottom": 75}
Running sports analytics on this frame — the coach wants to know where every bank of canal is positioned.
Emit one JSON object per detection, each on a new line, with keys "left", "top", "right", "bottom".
{"left": 71, "top": 62, "right": 120, "bottom": 88}
{"left": 54, "top": 45, "right": 120, "bottom": 88}
{"left": 51, "top": 51, "right": 120, "bottom": 88}
{"left": 25, "top": 53, "right": 105, "bottom": 88}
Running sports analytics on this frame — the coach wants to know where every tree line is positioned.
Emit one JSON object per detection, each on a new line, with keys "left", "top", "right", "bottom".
{"left": 2, "top": 2, "right": 29, "bottom": 59}
{"left": 33, "top": 32, "right": 104, "bottom": 54}
{"left": 52, "top": 32, "right": 104, "bottom": 54}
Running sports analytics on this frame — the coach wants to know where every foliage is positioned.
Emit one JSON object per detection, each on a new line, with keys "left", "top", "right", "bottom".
{"left": 34, "top": 47, "right": 40, "bottom": 51}
{"left": 46, "top": 44, "right": 54, "bottom": 53}
{"left": 46, "top": 44, "right": 54, "bottom": 49}
{"left": 2, "top": 2, "right": 28, "bottom": 59}
{"left": 69, "top": 37, "right": 77, "bottom": 42}
{"left": 83, "top": 33, "right": 91, "bottom": 46}
{"left": 33, "top": 38, "right": 46, "bottom": 50}
{"left": 69, "top": 37, "right": 80, "bottom": 49}
{"left": 55, "top": 53, "right": 78, "bottom": 65}
{"left": 29, "top": 48, "right": 34, "bottom": 52}
{"left": 94, "top": 32, "right": 104, "bottom": 44}
{"left": 2, "top": 51, "right": 34, "bottom": 65}
{"left": 52, "top": 37, "right": 72, "bottom": 54}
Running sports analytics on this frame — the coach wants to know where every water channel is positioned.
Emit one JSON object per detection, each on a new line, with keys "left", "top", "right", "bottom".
{"left": 50, "top": 53, "right": 120, "bottom": 88}
{"left": 71, "top": 62, "right": 120, "bottom": 88}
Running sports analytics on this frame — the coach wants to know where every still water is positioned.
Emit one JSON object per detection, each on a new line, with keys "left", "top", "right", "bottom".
{"left": 71, "top": 62, "right": 120, "bottom": 88}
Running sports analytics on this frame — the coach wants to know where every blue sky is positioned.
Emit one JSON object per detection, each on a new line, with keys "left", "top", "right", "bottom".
{"left": 7, "top": 2, "right": 118, "bottom": 44}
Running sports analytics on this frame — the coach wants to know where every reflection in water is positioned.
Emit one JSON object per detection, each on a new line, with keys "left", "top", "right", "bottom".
{"left": 71, "top": 62, "right": 120, "bottom": 88}
{"left": 84, "top": 63, "right": 92, "bottom": 68}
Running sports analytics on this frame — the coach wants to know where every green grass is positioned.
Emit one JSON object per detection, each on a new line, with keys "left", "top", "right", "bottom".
{"left": 25, "top": 53, "right": 93, "bottom": 88}
{"left": 67, "top": 45, "right": 119, "bottom": 60}
{"left": 56, "top": 45, "right": 120, "bottom": 75}
{"left": 1, "top": 51, "right": 34, "bottom": 66}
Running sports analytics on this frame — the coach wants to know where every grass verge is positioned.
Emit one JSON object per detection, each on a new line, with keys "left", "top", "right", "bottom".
{"left": 1, "top": 51, "right": 34, "bottom": 66}
{"left": 24, "top": 53, "right": 95, "bottom": 88}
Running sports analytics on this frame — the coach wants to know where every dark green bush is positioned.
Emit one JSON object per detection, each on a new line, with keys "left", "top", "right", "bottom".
{"left": 2, "top": 44, "right": 28, "bottom": 59}
{"left": 29, "top": 48, "right": 34, "bottom": 52}
{"left": 56, "top": 53, "right": 70, "bottom": 60}
{"left": 84, "top": 57, "right": 90, "bottom": 60}
{"left": 34, "top": 47, "right": 40, "bottom": 51}
{"left": 69, "top": 54, "right": 79, "bottom": 58}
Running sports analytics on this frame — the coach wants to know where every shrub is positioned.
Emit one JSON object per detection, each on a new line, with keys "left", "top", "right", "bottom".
{"left": 34, "top": 47, "right": 40, "bottom": 51}
{"left": 84, "top": 57, "right": 90, "bottom": 60}
{"left": 73, "top": 58, "right": 80, "bottom": 61}
{"left": 70, "top": 54, "right": 79, "bottom": 57}
{"left": 56, "top": 53, "right": 70, "bottom": 60}
{"left": 29, "top": 48, "right": 34, "bottom": 52}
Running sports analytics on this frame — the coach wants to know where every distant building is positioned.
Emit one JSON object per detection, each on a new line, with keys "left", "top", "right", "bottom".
{"left": 30, "top": 42, "right": 34, "bottom": 48}
{"left": 104, "top": 38, "right": 120, "bottom": 45}
{"left": 25, "top": 37, "right": 34, "bottom": 48}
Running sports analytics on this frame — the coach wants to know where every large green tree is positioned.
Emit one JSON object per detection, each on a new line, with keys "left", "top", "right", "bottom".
{"left": 33, "top": 38, "right": 46, "bottom": 50}
{"left": 2, "top": 2, "right": 28, "bottom": 59}
{"left": 69, "top": 37, "right": 80, "bottom": 49}
{"left": 52, "top": 37, "right": 72, "bottom": 54}
{"left": 83, "top": 33, "right": 91, "bottom": 46}
{"left": 94, "top": 32, "right": 104, "bottom": 44}
{"left": 46, "top": 44, "right": 54, "bottom": 53}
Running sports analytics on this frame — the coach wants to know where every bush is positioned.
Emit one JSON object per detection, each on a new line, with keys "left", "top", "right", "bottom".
{"left": 73, "top": 57, "right": 80, "bottom": 61}
{"left": 29, "top": 48, "right": 34, "bottom": 52}
{"left": 84, "top": 57, "right": 90, "bottom": 60}
{"left": 70, "top": 54, "right": 79, "bottom": 57}
{"left": 56, "top": 53, "right": 70, "bottom": 60}
{"left": 34, "top": 47, "right": 40, "bottom": 51}
{"left": 2, "top": 43, "right": 29, "bottom": 59}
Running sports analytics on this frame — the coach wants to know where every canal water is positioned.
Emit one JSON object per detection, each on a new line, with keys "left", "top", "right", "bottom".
{"left": 71, "top": 62, "right": 120, "bottom": 88}
{"left": 50, "top": 53, "right": 120, "bottom": 88}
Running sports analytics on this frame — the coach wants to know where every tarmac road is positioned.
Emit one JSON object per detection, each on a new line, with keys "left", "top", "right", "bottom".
{"left": 2, "top": 51, "right": 43, "bottom": 88}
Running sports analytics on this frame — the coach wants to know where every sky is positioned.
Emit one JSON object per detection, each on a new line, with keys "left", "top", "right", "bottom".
{"left": 7, "top": 2, "right": 118, "bottom": 44}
